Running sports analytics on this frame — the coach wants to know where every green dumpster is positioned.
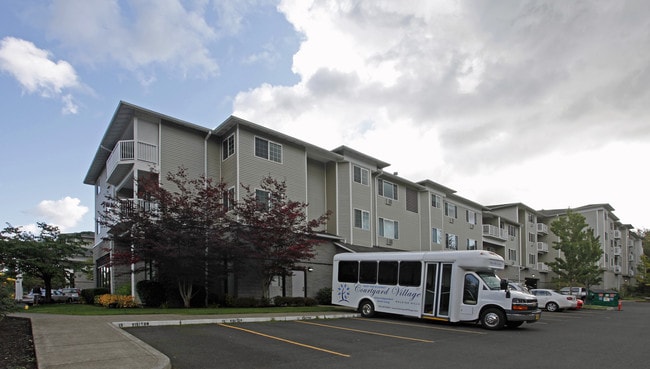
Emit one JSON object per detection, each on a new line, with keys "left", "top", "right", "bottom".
{"left": 588, "top": 289, "right": 619, "bottom": 307}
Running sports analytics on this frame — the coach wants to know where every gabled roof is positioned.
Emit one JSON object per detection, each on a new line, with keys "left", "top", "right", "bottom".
{"left": 331, "top": 145, "right": 391, "bottom": 169}
{"left": 84, "top": 101, "right": 211, "bottom": 185}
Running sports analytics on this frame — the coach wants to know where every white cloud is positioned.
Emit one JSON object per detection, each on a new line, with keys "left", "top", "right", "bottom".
{"left": 233, "top": 0, "right": 650, "bottom": 228}
{"left": 0, "top": 36, "right": 82, "bottom": 112}
{"left": 45, "top": 0, "right": 219, "bottom": 80}
{"left": 32, "top": 197, "right": 89, "bottom": 232}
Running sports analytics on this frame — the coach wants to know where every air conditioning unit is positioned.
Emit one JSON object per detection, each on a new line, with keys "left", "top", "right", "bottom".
{"left": 386, "top": 239, "right": 393, "bottom": 246}
{"left": 385, "top": 198, "right": 392, "bottom": 206}
{"left": 469, "top": 224, "right": 474, "bottom": 229}
{"left": 449, "top": 218, "right": 454, "bottom": 224}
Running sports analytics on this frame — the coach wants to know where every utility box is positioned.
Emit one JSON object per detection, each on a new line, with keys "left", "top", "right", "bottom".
{"left": 588, "top": 289, "right": 619, "bottom": 307}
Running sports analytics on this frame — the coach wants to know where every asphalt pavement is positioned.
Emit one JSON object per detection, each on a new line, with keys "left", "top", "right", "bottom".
{"left": 10, "top": 311, "right": 358, "bottom": 369}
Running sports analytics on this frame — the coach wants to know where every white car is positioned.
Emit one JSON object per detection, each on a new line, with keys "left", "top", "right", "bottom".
{"left": 530, "top": 289, "right": 576, "bottom": 312}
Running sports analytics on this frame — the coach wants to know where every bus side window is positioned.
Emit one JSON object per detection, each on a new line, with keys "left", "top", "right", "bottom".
{"left": 338, "top": 261, "right": 359, "bottom": 283}
{"left": 463, "top": 274, "right": 479, "bottom": 305}
{"left": 359, "top": 261, "right": 378, "bottom": 284}
{"left": 378, "top": 261, "right": 398, "bottom": 285}
{"left": 399, "top": 261, "right": 422, "bottom": 287}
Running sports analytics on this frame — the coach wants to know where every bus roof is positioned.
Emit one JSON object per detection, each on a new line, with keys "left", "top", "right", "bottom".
{"left": 334, "top": 250, "right": 505, "bottom": 270}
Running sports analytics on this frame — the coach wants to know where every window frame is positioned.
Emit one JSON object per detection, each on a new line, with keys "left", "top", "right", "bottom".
{"left": 222, "top": 134, "right": 235, "bottom": 160}
{"left": 379, "top": 217, "right": 399, "bottom": 239}
{"left": 354, "top": 209, "right": 370, "bottom": 230}
{"left": 353, "top": 165, "right": 369, "bottom": 186}
{"left": 378, "top": 179, "right": 398, "bottom": 200}
{"left": 254, "top": 136, "right": 282, "bottom": 163}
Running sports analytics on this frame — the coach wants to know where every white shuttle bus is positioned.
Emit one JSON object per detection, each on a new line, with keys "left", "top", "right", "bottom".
{"left": 332, "top": 250, "right": 541, "bottom": 329}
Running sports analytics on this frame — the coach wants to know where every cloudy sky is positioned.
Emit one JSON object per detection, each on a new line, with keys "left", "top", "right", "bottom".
{"left": 1, "top": 0, "right": 648, "bottom": 234}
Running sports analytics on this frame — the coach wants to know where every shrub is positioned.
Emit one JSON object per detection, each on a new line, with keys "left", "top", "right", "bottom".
{"left": 0, "top": 282, "right": 17, "bottom": 321}
{"left": 115, "top": 284, "right": 131, "bottom": 296}
{"left": 273, "top": 296, "right": 318, "bottom": 307}
{"left": 97, "top": 294, "right": 137, "bottom": 308}
{"left": 81, "top": 288, "right": 109, "bottom": 305}
{"left": 315, "top": 287, "right": 332, "bottom": 305}
{"left": 136, "top": 280, "right": 166, "bottom": 307}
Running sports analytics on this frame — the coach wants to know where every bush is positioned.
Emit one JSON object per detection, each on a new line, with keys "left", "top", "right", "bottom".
{"left": 97, "top": 294, "right": 138, "bottom": 308}
{"left": 136, "top": 280, "right": 166, "bottom": 307}
{"left": 315, "top": 287, "right": 332, "bottom": 305}
{"left": 115, "top": 284, "right": 131, "bottom": 296}
{"left": 81, "top": 288, "right": 109, "bottom": 305}
{"left": 0, "top": 283, "right": 17, "bottom": 321}
{"left": 273, "top": 296, "right": 318, "bottom": 307}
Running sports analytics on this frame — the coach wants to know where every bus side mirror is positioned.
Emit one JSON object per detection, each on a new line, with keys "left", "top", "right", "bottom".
{"left": 500, "top": 279, "right": 508, "bottom": 290}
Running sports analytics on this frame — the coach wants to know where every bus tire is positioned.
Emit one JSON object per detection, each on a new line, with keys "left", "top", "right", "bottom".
{"left": 359, "top": 300, "right": 375, "bottom": 318}
{"left": 480, "top": 308, "right": 506, "bottom": 330}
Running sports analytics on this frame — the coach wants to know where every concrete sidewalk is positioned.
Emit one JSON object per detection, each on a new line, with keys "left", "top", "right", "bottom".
{"left": 12, "top": 311, "right": 358, "bottom": 369}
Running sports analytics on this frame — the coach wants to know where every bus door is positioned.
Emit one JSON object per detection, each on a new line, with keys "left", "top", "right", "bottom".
{"left": 422, "top": 263, "right": 452, "bottom": 318}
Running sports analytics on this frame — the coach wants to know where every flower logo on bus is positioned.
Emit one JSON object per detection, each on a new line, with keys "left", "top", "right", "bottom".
{"left": 337, "top": 284, "right": 350, "bottom": 302}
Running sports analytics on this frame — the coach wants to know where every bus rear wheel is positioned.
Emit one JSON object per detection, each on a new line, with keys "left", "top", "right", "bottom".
{"left": 359, "top": 300, "right": 375, "bottom": 318}
{"left": 480, "top": 308, "right": 506, "bottom": 330}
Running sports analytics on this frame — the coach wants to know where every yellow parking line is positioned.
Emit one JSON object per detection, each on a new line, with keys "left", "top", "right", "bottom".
{"left": 355, "top": 318, "right": 486, "bottom": 335}
{"left": 217, "top": 323, "right": 350, "bottom": 358}
{"left": 297, "top": 320, "right": 435, "bottom": 343}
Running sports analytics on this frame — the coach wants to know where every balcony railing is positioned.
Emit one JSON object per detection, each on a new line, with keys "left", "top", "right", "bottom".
{"left": 483, "top": 224, "right": 507, "bottom": 240}
{"left": 537, "top": 263, "right": 550, "bottom": 273}
{"left": 107, "top": 140, "right": 158, "bottom": 179}
{"left": 614, "top": 265, "right": 622, "bottom": 274}
{"left": 536, "top": 223, "right": 548, "bottom": 234}
{"left": 120, "top": 198, "right": 159, "bottom": 217}
{"left": 614, "top": 246, "right": 622, "bottom": 256}
{"left": 537, "top": 242, "right": 549, "bottom": 253}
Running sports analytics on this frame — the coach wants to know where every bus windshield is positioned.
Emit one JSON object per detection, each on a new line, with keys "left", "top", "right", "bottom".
{"left": 477, "top": 271, "right": 501, "bottom": 290}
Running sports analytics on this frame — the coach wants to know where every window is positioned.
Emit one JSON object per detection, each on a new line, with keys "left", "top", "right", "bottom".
{"left": 507, "top": 225, "right": 517, "bottom": 237}
{"left": 353, "top": 165, "right": 369, "bottom": 185}
{"left": 467, "top": 239, "right": 477, "bottom": 250}
{"left": 222, "top": 134, "right": 235, "bottom": 160}
{"left": 528, "top": 233, "right": 536, "bottom": 242}
{"left": 508, "top": 249, "right": 517, "bottom": 261}
{"left": 466, "top": 210, "right": 476, "bottom": 225}
{"left": 255, "top": 189, "right": 270, "bottom": 210}
{"left": 378, "top": 179, "right": 398, "bottom": 200}
{"left": 359, "top": 261, "right": 377, "bottom": 284}
{"left": 379, "top": 218, "right": 399, "bottom": 239}
{"left": 223, "top": 187, "right": 235, "bottom": 211}
{"left": 378, "top": 261, "right": 398, "bottom": 285}
{"left": 399, "top": 262, "right": 422, "bottom": 287}
{"left": 444, "top": 202, "right": 457, "bottom": 218}
{"left": 354, "top": 209, "right": 370, "bottom": 230}
{"left": 406, "top": 188, "right": 418, "bottom": 213}
{"left": 431, "top": 194, "right": 441, "bottom": 208}
{"left": 463, "top": 274, "right": 479, "bottom": 305}
{"left": 432, "top": 228, "right": 442, "bottom": 244}
{"left": 338, "top": 261, "right": 358, "bottom": 283}
{"left": 255, "top": 137, "right": 282, "bottom": 163}
{"left": 528, "top": 253, "right": 536, "bottom": 265}
{"left": 446, "top": 233, "right": 458, "bottom": 250}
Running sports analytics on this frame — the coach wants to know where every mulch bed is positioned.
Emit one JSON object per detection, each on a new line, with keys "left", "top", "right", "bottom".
{"left": 0, "top": 316, "right": 37, "bottom": 369}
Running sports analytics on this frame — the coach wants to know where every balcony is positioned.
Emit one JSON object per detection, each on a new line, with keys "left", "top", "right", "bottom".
{"left": 614, "top": 246, "right": 622, "bottom": 256}
{"left": 614, "top": 265, "right": 622, "bottom": 274}
{"left": 483, "top": 224, "right": 507, "bottom": 241}
{"left": 120, "top": 198, "right": 159, "bottom": 217}
{"left": 536, "top": 223, "right": 548, "bottom": 235}
{"left": 537, "top": 263, "right": 550, "bottom": 273}
{"left": 613, "top": 230, "right": 621, "bottom": 239}
{"left": 537, "top": 242, "right": 549, "bottom": 253}
{"left": 107, "top": 140, "right": 158, "bottom": 185}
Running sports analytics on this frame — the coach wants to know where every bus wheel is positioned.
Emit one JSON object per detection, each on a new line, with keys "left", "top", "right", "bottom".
{"left": 480, "top": 308, "right": 505, "bottom": 330}
{"left": 359, "top": 300, "right": 375, "bottom": 318}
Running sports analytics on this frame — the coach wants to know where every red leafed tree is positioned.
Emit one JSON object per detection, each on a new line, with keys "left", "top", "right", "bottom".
{"left": 100, "top": 167, "right": 231, "bottom": 308}
{"left": 233, "top": 176, "right": 329, "bottom": 299}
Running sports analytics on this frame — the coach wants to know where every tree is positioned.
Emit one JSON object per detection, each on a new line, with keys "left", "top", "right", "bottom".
{"left": 547, "top": 210, "right": 602, "bottom": 297}
{"left": 635, "top": 229, "right": 650, "bottom": 292}
{"left": 0, "top": 223, "right": 87, "bottom": 303}
{"left": 100, "top": 168, "right": 231, "bottom": 308}
{"left": 233, "top": 176, "right": 329, "bottom": 299}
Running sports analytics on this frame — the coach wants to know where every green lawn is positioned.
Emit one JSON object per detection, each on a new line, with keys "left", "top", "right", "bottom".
{"left": 19, "top": 303, "right": 345, "bottom": 316}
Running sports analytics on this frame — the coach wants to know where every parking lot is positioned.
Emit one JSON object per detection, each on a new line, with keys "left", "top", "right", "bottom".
{"left": 127, "top": 302, "right": 650, "bottom": 369}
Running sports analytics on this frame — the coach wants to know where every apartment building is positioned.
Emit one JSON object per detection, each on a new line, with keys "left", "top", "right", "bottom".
{"left": 84, "top": 101, "right": 641, "bottom": 300}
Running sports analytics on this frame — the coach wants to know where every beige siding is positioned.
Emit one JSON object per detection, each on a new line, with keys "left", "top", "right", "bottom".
{"left": 326, "top": 162, "right": 338, "bottom": 235}
{"left": 336, "top": 162, "right": 352, "bottom": 242}
{"left": 160, "top": 122, "right": 206, "bottom": 183}
{"left": 306, "top": 159, "right": 327, "bottom": 226}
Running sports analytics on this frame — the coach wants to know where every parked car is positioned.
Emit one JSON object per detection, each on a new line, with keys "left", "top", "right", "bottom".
{"left": 560, "top": 286, "right": 588, "bottom": 300}
{"left": 22, "top": 290, "right": 68, "bottom": 304}
{"left": 508, "top": 282, "right": 530, "bottom": 293}
{"left": 530, "top": 289, "right": 576, "bottom": 312}
{"left": 60, "top": 288, "right": 80, "bottom": 303}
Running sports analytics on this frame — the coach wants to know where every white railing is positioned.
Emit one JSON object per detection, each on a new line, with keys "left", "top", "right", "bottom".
{"left": 614, "top": 230, "right": 621, "bottom": 239}
{"left": 120, "top": 198, "right": 159, "bottom": 216}
{"left": 614, "top": 246, "right": 622, "bottom": 256}
{"left": 537, "top": 263, "right": 550, "bottom": 272}
{"left": 537, "top": 242, "right": 549, "bottom": 253}
{"left": 107, "top": 140, "right": 158, "bottom": 177}
{"left": 482, "top": 224, "right": 507, "bottom": 240}
{"left": 536, "top": 223, "right": 548, "bottom": 234}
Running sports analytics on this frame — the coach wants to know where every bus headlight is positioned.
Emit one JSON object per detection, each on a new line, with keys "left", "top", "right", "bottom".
{"left": 512, "top": 298, "right": 538, "bottom": 311}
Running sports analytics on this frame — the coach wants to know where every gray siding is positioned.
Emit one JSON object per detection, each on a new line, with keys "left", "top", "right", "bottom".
{"left": 306, "top": 159, "right": 327, "bottom": 226}
{"left": 160, "top": 122, "right": 206, "bottom": 181}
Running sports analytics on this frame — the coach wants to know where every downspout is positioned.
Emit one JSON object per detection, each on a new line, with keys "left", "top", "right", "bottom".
{"left": 374, "top": 169, "right": 384, "bottom": 247}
